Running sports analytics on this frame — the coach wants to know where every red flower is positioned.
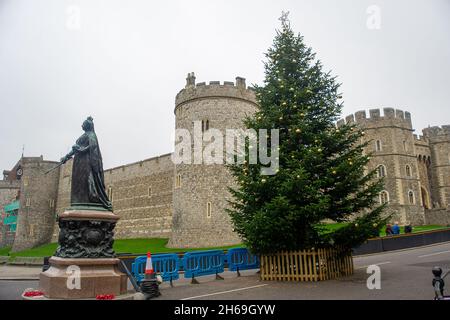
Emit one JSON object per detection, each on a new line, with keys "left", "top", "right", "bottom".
{"left": 95, "top": 294, "right": 115, "bottom": 300}
{"left": 23, "top": 290, "right": 44, "bottom": 297}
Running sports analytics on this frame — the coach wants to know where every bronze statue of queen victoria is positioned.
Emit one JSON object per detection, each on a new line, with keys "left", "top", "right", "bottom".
{"left": 54, "top": 116, "right": 117, "bottom": 259}
{"left": 61, "top": 116, "right": 112, "bottom": 211}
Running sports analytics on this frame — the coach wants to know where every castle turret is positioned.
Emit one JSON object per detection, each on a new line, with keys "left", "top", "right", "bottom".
{"left": 339, "top": 108, "right": 425, "bottom": 224}
{"left": 423, "top": 125, "right": 450, "bottom": 208}
{"left": 168, "top": 73, "right": 258, "bottom": 248}
{"left": 11, "top": 157, "right": 60, "bottom": 252}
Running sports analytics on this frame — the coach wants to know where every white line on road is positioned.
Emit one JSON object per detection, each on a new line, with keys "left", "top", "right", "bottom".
{"left": 418, "top": 250, "right": 450, "bottom": 258}
{"left": 180, "top": 284, "right": 269, "bottom": 300}
{"left": 355, "top": 261, "right": 391, "bottom": 270}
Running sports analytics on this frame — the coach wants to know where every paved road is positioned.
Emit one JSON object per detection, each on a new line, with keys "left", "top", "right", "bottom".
{"left": 156, "top": 242, "right": 450, "bottom": 300}
{"left": 1, "top": 242, "right": 449, "bottom": 300}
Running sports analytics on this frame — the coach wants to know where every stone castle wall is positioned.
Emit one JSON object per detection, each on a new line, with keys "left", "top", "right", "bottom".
{"left": 424, "top": 208, "right": 450, "bottom": 226}
{"left": 168, "top": 75, "right": 258, "bottom": 248}
{"left": 0, "top": 180, "right": 20, "bottom": 247}
{"left": 52, "top": 154, "right": 174, "bottom": 241}
{"left": 414, "top": 135, "right": 433, "bottom": 209}
{"left": 104, "top": 153, "right": 174, "bottom": 239}
{"left": 339, "top": 108, "right": 425, "bottom": 224}
{"left": 12, "top": 157, "right": 60, "bottom": 252}
{"left": 423, "top": 126, "right": 450, "bottom": 208}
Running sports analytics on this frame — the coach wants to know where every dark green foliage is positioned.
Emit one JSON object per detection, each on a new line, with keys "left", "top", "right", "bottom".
{"left": 227, "top": 17, "right": 387, "bottom": 255}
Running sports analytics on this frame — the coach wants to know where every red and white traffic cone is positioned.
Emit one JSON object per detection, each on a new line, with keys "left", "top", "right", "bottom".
{"left": 140, "top": 252, "right": 161, "bottom": 299}
{"left": 144, "top": 252, "right": 155, "bottom": 279}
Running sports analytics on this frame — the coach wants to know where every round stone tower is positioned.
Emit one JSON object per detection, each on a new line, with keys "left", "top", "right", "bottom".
{"left": 168, "top": 73, "right": 258, "bottom": 248}
{"left": 338, "top": 108, "right": 425, "bottom": 225}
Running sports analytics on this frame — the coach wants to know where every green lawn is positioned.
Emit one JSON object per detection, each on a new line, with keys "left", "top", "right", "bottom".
{"left": 0, "top": 246, "right": 11, "bottom": 256}
{"left": 1, "top": 238, "right": 243, "bottom": 258}
{"left": 321, "top": 223, "right": 449, "bottom": 237}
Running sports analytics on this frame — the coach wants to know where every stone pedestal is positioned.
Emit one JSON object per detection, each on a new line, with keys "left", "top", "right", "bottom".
{"left": 39, "top": 209, "right": 127, "bottom": 299}
{"left": 39, "top": 257, "right": 127, "bottom": 299}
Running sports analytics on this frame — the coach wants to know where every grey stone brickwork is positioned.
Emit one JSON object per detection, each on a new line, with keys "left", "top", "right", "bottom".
{"left": 104, "top": 154, "right": 174, "bottom": 239}
{"left": 339, "top": 109, "right": 450, "bottom": 225}
{"left": 11, "top": 157, "right": 60, "bottom": 252}
{"left": 424, "top": 208, "right": 450, "bottom": 226}
{"left": 52, "top": 154, "right": 174, "bottom": 241}
{"left": 423, "top": 126, "right": 450, "bottom": 208}
{"left": 168, "top": 74, "right": 258, "bottom": 248}
{"left": 0, "top": 180, "right": 20, "bottom": 247}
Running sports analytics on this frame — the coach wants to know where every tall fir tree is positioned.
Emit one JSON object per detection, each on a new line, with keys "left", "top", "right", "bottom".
{"left": 228, "top": 15, "right": 387, "bottom": 255}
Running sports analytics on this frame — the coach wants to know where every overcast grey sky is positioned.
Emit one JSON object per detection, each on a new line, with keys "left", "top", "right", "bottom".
{"left": 0, "top": 0, "right": 449, "bottom": 171}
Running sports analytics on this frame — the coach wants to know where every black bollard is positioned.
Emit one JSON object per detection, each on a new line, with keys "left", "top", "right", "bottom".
{"left": 432, "top": 267, "right": 445, "bottom": 300}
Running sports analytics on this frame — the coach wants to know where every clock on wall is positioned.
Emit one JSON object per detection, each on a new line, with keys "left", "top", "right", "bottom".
{"left": 16, "top": 167, "right": 23, "bottom": 179}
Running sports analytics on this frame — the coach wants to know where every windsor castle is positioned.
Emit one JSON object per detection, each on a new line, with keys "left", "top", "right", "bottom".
{"left": 1, "top": 73, "right": 450, "bottom": 252}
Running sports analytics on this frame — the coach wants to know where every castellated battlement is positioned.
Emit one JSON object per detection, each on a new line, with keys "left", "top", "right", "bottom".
{"left": 337, "top": 108, "right": 413, "bottom": 129}
{"left": 175, "top": 73, "right": 257, "bottom": 112}
{"left": 422, "top": 125, "right": 450, "bottom": 138}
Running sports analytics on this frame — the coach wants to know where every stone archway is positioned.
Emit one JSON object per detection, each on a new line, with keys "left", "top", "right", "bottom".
{"left": 421, "top": 187, "right": 431, "bottom": 209}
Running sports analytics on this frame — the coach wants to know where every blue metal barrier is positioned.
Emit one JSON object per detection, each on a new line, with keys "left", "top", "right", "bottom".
{"left": 227, "top": 248, "right": 260, "bottom": 273}
{"left": 182, "top": 250, "right": 225, "bottom": 281}
{"left": 131, "top": 253, "right": 180, "bottom": 284}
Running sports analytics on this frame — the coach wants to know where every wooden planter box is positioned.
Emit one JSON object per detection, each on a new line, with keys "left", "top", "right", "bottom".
{"left": 260, "top": 247, "right": 353, "bottom": 281}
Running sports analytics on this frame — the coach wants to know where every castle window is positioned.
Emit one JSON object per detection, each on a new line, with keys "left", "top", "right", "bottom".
{"left": 379, "top": 191, "right": 389, "bottom": 204}
{"left": 201, "top": 119, "right": 210, "bottom": 132}
{"left": 408, "top": 190, "right": 415, "bottom": 205}
{"left": 403, "top": 141, "right": 407, "bottom": 151}
{"left": 108, "top": 187, "right": 113, "bottom": 202}
{"left": 26, "top": 198, "right": 31, "bottom": 207}
{"left": 377, "top": 165, "right": 386, "bottom": 178}
{"left": 406, "top": 165, "right": 411, "bottom": 177}
{"left": 148, "top": 186, "right": 152, "bottom": 197}
{"left": 375, "top": 140, "right": 382, "bottom": 152}
{"left": 206, "top": 202, "right": 212, "bottom": 218}
{"left": 175, "top": 174, "right": 181, "bottom": 188}
{"left": 49, "top": 199, "right": 55, "bottom": 209}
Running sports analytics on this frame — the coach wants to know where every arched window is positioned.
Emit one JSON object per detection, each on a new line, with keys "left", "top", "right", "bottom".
{"left": 377, "top": 165, "right": 386, "bottom": 178}
{"left": 375, "top": 140, "right": 382, "bottom": 152}
{"left": 201, "top": 119, "right": 210, "bottom": 132}
{"left": 408, "top": 190, "right": 415, "bottom": 204}
{"left": 421, "top": 187, "right": 430, "bottom": 209}
{"left": 405, "top": 165, "right": 411, "bottom": 177}
{"left": 379, "top": 191, "right": 389, "bottom": 204}
{"left": 107, "top": 187, "right": 113, "bottom": 202}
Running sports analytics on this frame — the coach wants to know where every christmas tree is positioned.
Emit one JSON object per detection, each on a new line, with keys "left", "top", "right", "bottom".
{"left": 228, "top": 13, "right": 387, "bottom": 255}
